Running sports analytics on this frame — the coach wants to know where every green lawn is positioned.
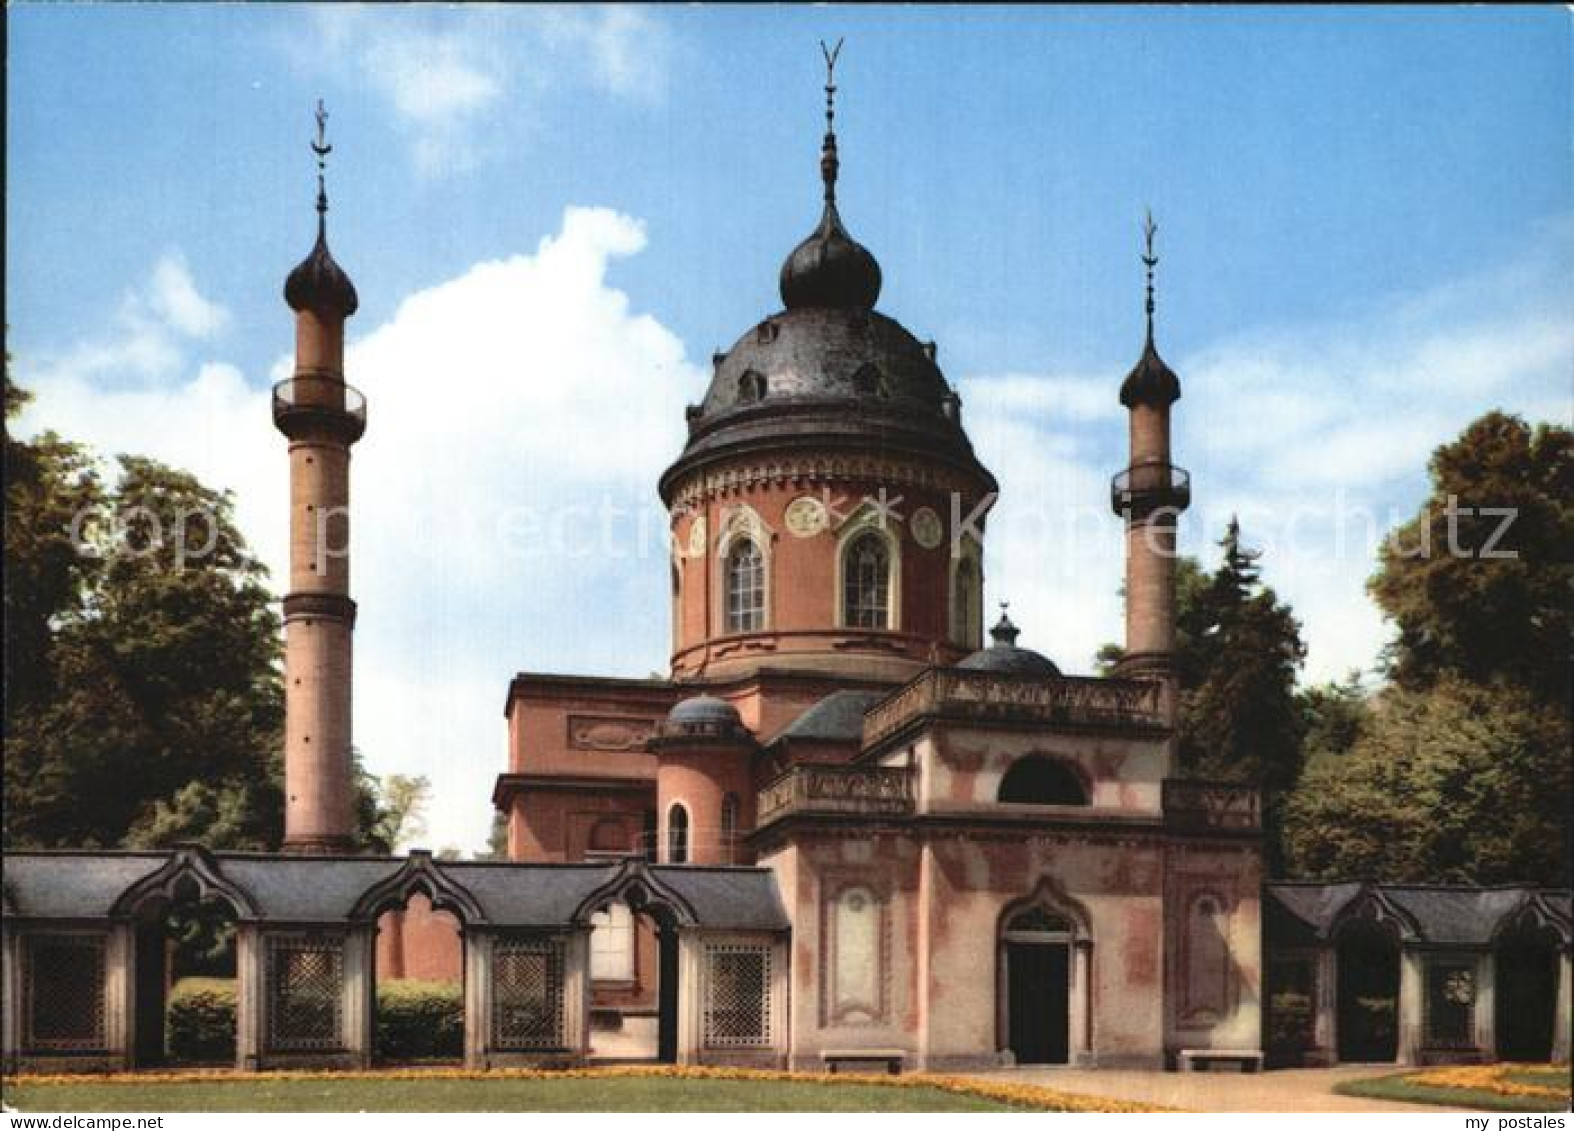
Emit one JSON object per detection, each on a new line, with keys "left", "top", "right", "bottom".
{"left": 1, "top": 1076, "right": 1019, "bottom": 1113}
{"left": 1334, "top": 1068, "right": 1571, "bottom": 1114}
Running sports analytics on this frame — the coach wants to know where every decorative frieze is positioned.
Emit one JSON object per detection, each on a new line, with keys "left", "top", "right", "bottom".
{"left": 667, "top": 454, "right": 986, "bottom": 511}
{"left": 567, "top": 715, "right": 658, "bottom": 753}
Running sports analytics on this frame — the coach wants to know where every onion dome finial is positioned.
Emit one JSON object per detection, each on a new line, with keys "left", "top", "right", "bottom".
{"left": 284, "top": 100, "right": 359, "bottom": 318}
{"left": 1119, "top": 209, "right": 1179, "bottom": 408}
{"left": 779, "top": 40, "right": 882, "bottom": 311}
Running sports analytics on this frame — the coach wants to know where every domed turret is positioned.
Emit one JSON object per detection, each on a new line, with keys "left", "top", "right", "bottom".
{"left": 660, "top": 44, "right": 996, "bottom": 683}
{"left": 958, "top": 607, "right": 1062, "bottom": 678}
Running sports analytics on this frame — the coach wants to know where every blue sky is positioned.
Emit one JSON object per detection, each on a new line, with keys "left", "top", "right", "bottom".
{"left": 8, "top": 6, "right": 1571, "bottom": 852}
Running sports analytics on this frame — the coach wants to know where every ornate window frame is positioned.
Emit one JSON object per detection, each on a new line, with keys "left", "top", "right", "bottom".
{"left": 834, "top": 505, "right": 901, "bottom": 631}
{"left": 714, "top": 504, "right": 772, "bottom": 636}
{"left": 948, "top": 535, "right": 983, "bottom": 648}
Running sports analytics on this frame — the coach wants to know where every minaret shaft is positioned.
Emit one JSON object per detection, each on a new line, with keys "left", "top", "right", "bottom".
{"left": 278, "top": 316, "right": 359, "bottom": 854}
{"left": 1111, "top": 215, "right": 1188, "bottom": 678}
{"left": 276, "top": 101, "right": 364, "bottom": 855}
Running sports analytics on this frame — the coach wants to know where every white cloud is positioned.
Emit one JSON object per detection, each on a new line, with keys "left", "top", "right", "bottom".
{"left": 27, "top": 253, "right": 230, "bottom": 388}
{"left": 297, "top": 7, "right": 673, "bottom": 176}
{"left": 148, "top": 253, "right": 231, "bottom": 339}
{"left": 19, "top": 207, "right": 697, "bottom": 855}
{"left": 18, "top": 213, "right": 1572, "bottom": 851}
{"left": 961, "top": 228, "right": 1573, "bottom": 686}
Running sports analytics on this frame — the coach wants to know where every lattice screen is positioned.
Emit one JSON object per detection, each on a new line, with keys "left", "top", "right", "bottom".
{"left": 23, "top": 933, "right": 107, "bottom": 1051}
{"left": 265, "top": 934, "right": 345, "bottom": 1051}
{"left": 703, "top": 942, "right": 773, "bottom": 1048}
{"left": 492, "top": 937, "right": 565, "bottom": 1050}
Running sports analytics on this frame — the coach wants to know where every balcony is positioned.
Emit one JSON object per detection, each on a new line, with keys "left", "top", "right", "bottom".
{"left": 1162, "top": 779, "right": 1261, "bottom": 833}
{"left": 756, "top": 764, "right": 915, "bottom": 827}
{"left": 1111, "top": 460, "right": 1190, "bottom": 517}
{"left": 862, "top": 667, "right": 1167, "bottom": 749}
{"left": 272, "top": 376, "right": 367, "bottom": 442}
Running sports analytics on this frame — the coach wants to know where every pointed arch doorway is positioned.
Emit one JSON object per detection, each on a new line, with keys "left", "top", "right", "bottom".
{"left": 998, "top": 884, "right": 1092, "bottom": 1065}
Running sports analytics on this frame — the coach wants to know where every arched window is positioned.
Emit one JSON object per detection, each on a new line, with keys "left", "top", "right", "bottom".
{"left": 999, "top": 756, "right": 1088, "bottom": 806}
{"left": 667, "top": 804, "right": 689, "bottom": 864}
{"left": 590, "top": 901, "right": 635, "bottom": 982}
{"left": 842, "top": 532, "right": 891, "bottom": 629}
{"left": 725, "top": 538, "right": 765, "bottom": 633}
{"left": 720, "top": 793, "right": 739, "bottom": 862}
{"left": 951, "top": 554, "right": 980, "bottom": 646}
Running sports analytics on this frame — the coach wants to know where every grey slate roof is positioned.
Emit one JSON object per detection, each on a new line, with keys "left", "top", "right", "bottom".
{"left": 1265, "top": 882, "right": 1572, "bottom": 947}
{"left": 1, "top": 852, "right": 169, "bottom": 919}
{"left": 0, "top": 850, "right": 789, "bottom": 932}
{"left": 772, "top": 690, "right": 886, "bottom": 744}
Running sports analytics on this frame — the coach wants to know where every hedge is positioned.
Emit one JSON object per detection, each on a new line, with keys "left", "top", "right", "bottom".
{"left": 375, "top": 980, "right": 463, "bottom": 1061}
{"left": 164, "top": 977, "right": 464, "bottom": 1062}
{"left": 168, "top": 978, "right": 238, "bottom": 1061}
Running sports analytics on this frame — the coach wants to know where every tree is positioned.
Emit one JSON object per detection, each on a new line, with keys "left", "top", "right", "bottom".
{"left": 6, "top": 451, "right": 285, "bottom": 849}
{"left": 1281, "top": 677, "right": 1571, "bottom": 886}
{"left": 1369, "top": 412, "right": 1572, "bottom": 703}
{"left": 369, "top": 773, "right": 432, "bottom": 852}
{"left": 1099, "top": 522, "right": 1306, "bottom": 869}
{"left": 1176, "top": 520, "right": 1307, "bottom": 795}
{"left": 3, "top": 372, "right": 103, "bottom": 722}
{"left": 1296, "top": 672, "right": 1372, "bottom": 773}
{"left": 1093, "top": 558, "right": 1209, "bottom": 676}
{"left": 475, "top": 811, "right": 510, "bottom": 861}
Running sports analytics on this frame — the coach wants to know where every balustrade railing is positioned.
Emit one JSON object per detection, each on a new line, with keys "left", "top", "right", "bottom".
{"left": 756, "top": 764, "right": 916, "bottom": 826}
{"left": 1162, "top": 779, "right": 1261, "bottom": 832}
{"left": 861, "top": 668, "right": 1166, "bottom": 748}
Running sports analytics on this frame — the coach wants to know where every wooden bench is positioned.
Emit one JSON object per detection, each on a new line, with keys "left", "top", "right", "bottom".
{"left": 1177, "top": 1048, "right": 1264, "bottom": 1073}
{"left": 822, "top": 1048, "right": 906, "bottom": 1075}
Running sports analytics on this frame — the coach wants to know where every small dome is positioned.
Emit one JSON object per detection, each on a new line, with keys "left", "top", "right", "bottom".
{"left": 1118, "top": 335, "right": 1180, "bottom": 409}
{"left": 957, "top": 610, "right": 1061, "bottom": 678}
{"left": 667, "top": 695, "right": 741, "bottom": 725}
{"left": 780, "top": 202, "right": 882, "bottom": 310}
{"left": 284, "top": 226, "right": 359, "bottom": 318}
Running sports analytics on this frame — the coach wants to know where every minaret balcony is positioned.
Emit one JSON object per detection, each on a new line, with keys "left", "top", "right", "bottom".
{"left": 272, "top": 375, "right": 367, "bottom": 442}
{"left": 1111, "top": 460, "right": 1190, "bottom": 517}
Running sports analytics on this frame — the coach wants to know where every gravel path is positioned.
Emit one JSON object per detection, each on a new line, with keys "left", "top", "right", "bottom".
{"left": 967, "top": 1065, "right": 1463, "bottom": 1113}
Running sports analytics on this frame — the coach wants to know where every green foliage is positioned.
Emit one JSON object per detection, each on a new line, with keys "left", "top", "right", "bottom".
{"left": 4, "top": 372, "right": 104, "bottom": 747}
{"left": 475, "top": 811, "right": 510, "bottom": 861}
{"left": 369, "top": 774, "right": 433, "bottom": 852}
{"left": 1295, "top": 672, "right": 1372, "bottom": 771}
{"left": 4, "top": 448, "right": 284, "bottom": 850}
{"left": 1281, "top": 677, "right": 1571, "bottom": 885}
{"left": 1177, "top": 519, "right": 1307, "bottom": 800}
{"left": 375, "top": 979, "right": 463, "bottom": 1061}
{"left": 1369, "top": 412, "right": 1573, "bottom": 703}
{"left": 167, "top": 977, "right": 238, "bottom": 1062}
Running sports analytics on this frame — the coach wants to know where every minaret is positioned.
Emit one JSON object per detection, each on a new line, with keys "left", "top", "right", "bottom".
{"left": 274, "top": 101, "right": 364, "bottom": 854}
{"left": 1111, "top": 212, "right": 1189, "bottom": 676}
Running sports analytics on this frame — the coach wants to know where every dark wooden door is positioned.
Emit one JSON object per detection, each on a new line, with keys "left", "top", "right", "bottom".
{"left": 1496, "top": 944, "right": 1556, "bottom": 1062}
{"left": 1007, "top": 942, "right": 1069, "bottom": 1064}
{"left": 1336, "top": 935, "right": 1399, "bottom": 1062}
{"left": 133, "top": 922, "right": 167, "bottom": 1066}
{"left": 657, "top": 926, "right": 679, "bottom": 1063}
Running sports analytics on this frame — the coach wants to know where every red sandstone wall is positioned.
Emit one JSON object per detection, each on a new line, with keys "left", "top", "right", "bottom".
{"left": 375, "top": 893, "right": 462, "bottom": 983}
